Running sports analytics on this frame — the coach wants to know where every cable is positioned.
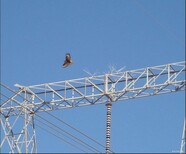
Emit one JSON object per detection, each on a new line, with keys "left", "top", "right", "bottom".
{"left": 34, "top": 116, "right": 97, "bottom": 153}
{"left": 36, "top": 124, "right": 87, "bottom": 153}
{"left": 0, "top": 90, "right": 101, "bottom": 153}
{"left": 46, "top": 110, "right": 107, "bottom": 149}
{"left": 1, "top": 91, "right": 101, "bottom": 153}
{"left": 26, "top": 86, "right": 115, "bottom": 153}
{"left": 34, "top": 114, "right": 102, "bottom": 153}
{"left": 1, "top": 83, "right": 115, "bottom": 153}
{"left": 0, "top": 84, "right": 103, "bottom": 153}
{"left": 10, "top": 109, "right": 88, "bottom": 153}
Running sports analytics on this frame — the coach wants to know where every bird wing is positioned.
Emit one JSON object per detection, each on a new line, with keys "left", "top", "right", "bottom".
{"left": 62, "top": 61, "right": 70, "bottom": 68}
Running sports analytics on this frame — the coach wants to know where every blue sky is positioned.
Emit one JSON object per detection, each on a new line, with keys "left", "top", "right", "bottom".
{"left": 1, "top": 0, "right": 185, "bottom": 153}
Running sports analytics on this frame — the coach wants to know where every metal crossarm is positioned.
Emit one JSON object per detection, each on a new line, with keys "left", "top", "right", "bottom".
{"left": 0, "top": 61, "right": 185, "bottom": 153}
{"left": 1, "top": 61, "right": 185, "bottom": 116}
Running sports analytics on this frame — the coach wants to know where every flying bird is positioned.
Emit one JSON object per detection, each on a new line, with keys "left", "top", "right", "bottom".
{"left": 62, "top": 53, "right": 73, "bottom": 68}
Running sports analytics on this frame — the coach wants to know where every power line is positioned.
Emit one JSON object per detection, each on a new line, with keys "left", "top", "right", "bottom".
{"left": 1, "top": 83, "right": 114, "bottom": 152}
{"left": 34, "top": 114, "right": 102, "bottom": 153}
{"left": 0, "top": 85, "right": 104, "bottom": 153}
{"left": 10, "top": 109, "right": 89, "bottom": 153}
{"left": 44, "top": 109, "right": 114, "bottom": 152}
{"left": 36, "top": 124, "right": 87, "bottom": 153}
{"left": 25, "top": 115, "right": 88, "bottom": 153}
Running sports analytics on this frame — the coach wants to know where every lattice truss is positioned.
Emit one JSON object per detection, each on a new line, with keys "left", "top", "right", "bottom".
{"left": 0, "top": 61, "right": 185, "bottom": 153}
{"left": 1, "top": 85, "right": 37, "bottom": 153}
{"left": 1, "top": 61, "right": 186, "bottom": 116}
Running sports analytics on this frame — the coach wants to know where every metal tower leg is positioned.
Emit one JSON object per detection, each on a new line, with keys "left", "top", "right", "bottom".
{"left": 0, "top": 113, "right": 37, "bottom": 153}
{"left": 180, "top": 118, "right": 185, "bottom": 154}
{"left": 106, "top": 102, "right": 112, "bottom": 154}
{"left": 0, "top": 91, "right": 37, "bottom": 154}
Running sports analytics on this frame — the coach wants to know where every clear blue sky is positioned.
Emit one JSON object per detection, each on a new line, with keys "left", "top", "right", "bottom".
{"left": 1, "top": 0, "right": 185, "bottom": 153}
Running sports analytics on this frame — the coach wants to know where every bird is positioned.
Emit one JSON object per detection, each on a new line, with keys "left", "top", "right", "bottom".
{"left": 62, "top": 53, "right": 73, "bottom": 68}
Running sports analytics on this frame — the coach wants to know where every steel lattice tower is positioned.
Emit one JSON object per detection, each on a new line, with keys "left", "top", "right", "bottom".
{"left": 1, "top": 61, "right": 185, "bottom": 153}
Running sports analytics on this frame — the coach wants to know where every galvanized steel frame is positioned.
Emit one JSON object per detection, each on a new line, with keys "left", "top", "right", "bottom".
{"left": 1, "top": 61, "right": 185, "bottom": 153}
{"left": 1, "top": 61, "right": 185, "bottom": 116}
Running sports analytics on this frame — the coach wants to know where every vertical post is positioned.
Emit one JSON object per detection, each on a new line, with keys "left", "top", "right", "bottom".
{"left": 32, "top": 115, "right": 37, "bottom": 153}
{"left": 24, "top": 91, "right": 28, "bottom": 153}
{"left": 106, "top": 102, "right": 112, "bottom": 154}
{"left": 105, "top": 74, "right": 108, "bottom": 94}
{"left": 180, "top": 118, "right": 185, "bottom": 154}
{"left": 146, "top": 68, "right": 149, "bottom": 86}
{"left": 31, "top": 94, "right": 37, "bottom": 153}
{"left": 168, "top": 64, "right": 170, "bottom": 83}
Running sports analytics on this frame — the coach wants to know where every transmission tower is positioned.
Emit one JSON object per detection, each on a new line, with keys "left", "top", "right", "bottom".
{"left": 1, "top": 61, "right": 185, "bottom": 153}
